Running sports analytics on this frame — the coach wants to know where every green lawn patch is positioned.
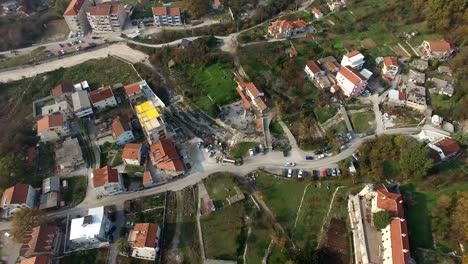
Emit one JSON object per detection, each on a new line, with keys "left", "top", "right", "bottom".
{"left": 204, "top": 173, "right": 242, "bottom": 207}
{"left": 124, "top": 165, "right": 145, "bottom": 174}
{"left": 62, "top": 176, "right": 87, "bottom": 206}
{"left": 269, "top": 120, "right": 284, "bottom": 135}
{"left": 61, "top": 248, "right": 108, "bottom": 264}
{"left": 189, "top": 63, "right": 237, "bottom": 116}
{"left": 201, "top": 203, "right": 246, "bottom": 260}
{"left": 246, "top": 212, "right": 275, "bottom": 264}
{"left": 314, "top": 105, "right": 337, "bottom": 123}
{"left": 229, "top": 142, "right": 258, "bottom": 159}
{"left": 383, "top": 160, "right": 401, "bottom": 179}
{"left": 350, "top": 111, "right": 376, "bottom": 133}
{"left": 328, "top": 121, "right": 348, "bottom": 134}
{"left": 254, "top": 172, "right": 306, "bottom": 233}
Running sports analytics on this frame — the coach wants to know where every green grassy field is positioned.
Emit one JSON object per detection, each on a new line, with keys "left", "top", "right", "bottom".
{"left": 315, "top": 105, "right": 337, "bottom": 124}
{"left": 201, "top": 203, "right": 246, "bottom": 260}
{"left": 0, "top": 48, "right": 51, "bottom": 69}
{"left": 269, "top": 120, "right": 284, "bottom": 135}
{"left": 328, "top": 120, "right": 348, "bottom": 134}
{"left": 62, "top": 176, "right": 87, "bottom": 206}
{"left": 190, "top": 63, "right": 237, "bottom": 115}
{"left": 229, "top": 142, "right": 258, "bottom": 159}
{"left": 350, "top": 111, "right": 376, "bottom": 133}
{"left": 204, "top": 173, "right": 241, "bottom": 204}
{"left": 245, "top": 211, "right": 275, "bottom": 264}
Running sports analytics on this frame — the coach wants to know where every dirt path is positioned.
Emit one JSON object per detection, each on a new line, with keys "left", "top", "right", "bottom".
{"left": 293, "top": 182, "right": 313, "bottom": 229}
{"left": 262, "top": 239, "right": 274, "bottom": 264}
{"left": 171, "top": 191, "right": 183, "bottom": 250}
{"left": 196, "top": 183, "right": 206, "bottom": 261}
{"left": 317, "top": 186, "right": 345, "bottom": 248}
{"left": 243, "top": 227, "right": 252, "bottom": 264}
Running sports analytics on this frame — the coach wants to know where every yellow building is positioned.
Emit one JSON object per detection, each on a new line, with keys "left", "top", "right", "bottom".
{"left": 135, "top": 101, "right": 166, "bottom": 144}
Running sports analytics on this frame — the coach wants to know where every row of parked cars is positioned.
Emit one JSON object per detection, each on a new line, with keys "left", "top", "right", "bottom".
{"left": 283, "top": 167, "right": 341, "bottom": 179}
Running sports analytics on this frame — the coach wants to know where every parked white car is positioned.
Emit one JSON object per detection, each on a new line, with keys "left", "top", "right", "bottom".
{"left": 285, "top": 162, "right": 296, "bottom": 167}
{"left": 287, "top": 169, "right": 293, "bottom": 178}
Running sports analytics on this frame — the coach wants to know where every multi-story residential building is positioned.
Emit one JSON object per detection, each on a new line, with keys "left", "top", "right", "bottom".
{"left": 122, "top": 143, "right": 143, "bottom": 165}
{"left": 41, "top": 101, "right": 74, "bottom": 119}
{"left": 19, "top": 224, "right": 61, "bottom": 259}
{"left": 304, "top": 60, "right": 324, "bottom": 80}
{"left": 149, "top": 139, "right": 185, "bottom": 173}
{"left": 340, "top": 50, "right": 365, "bottom": 70}
{"left": 86, "top": 2, "right": 127, "bottom": 32}
{"left": 89, "top": 86, "right": 118, "bottom": 111}
{"left": 72, "top": 90, "right": 93, "bottom": 118}
{"left": 428, "top": 137, "right": 461, "bottom": 164}
{"left": 152, "top": 6, "right": 183, "bottom": 27}
{"left": 112, "top": 116, "right": 135, "bottom": 145}
{"left": 93, "top": 166, "right": 124, "bottom": 196}
{"left": 382, "top": 57, "right": 399, "bottom": 80}
{"left": 124, "top": 81, "right": 145, "bottom": 103}
{"left": 63, "top": 0, "right": 91, "bottom": 34}
{"left": 234, "top": 75, "right": 268, "bottom": 114}
{"left": 135, "top": 101, "right": 167, "bottom": 144}
{"left": 267, "top": 19, "right": 307, "bottom": 39}
{"left": 349, "top": 184, "right": 411, "bottom": 264}
{"left": 37, "top": 113, "right": 70, "bottom": 142}
{"left": 69, "top": 206, "right": 111, "bottom": 245}
{"left": 1, "top": 183, "right": 36, "bottom": 218}
{"left": 52, "top": 82, "right": 74, "bottom": 103}
{"left": 420, "top": 40, "right": 455, "bottom": 61}
{"left": 336, "top": 66, "right": 368, "bottom": 97}
{"left": 128, "top": 223, "right": 161, "bottom": 260}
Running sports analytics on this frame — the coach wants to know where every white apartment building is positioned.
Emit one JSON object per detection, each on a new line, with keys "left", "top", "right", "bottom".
{"left": 41, "top": 101, "right": 74, "bottom": 119}
{"left": 128, "top": 223, "right": 160, "bottom": 260}
{"left": 1, "top": 183, "right": 36, "bottom": 218}
{"left": 63, "top": 0, "right": 91, "bottom": 34}
{"left": 69, "top": 206, "right": 111, "bottom": 245}
{"left": 341, "top": 50, "right": 365, "bottom": 70}
{"left": 152, "top": 6, "right": 183, "bottom": 26}
{"left": 72, "top": 90, "right": 93, "bottom": 118}
{"left": 337, "top": 66, "right": 368, "bottom": 97}
{"left": 86, "top": 2, "right": 127, "bottom": 32}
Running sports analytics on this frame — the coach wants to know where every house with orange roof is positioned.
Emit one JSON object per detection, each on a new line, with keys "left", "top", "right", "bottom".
{"left": 63, "top": 0, "right": 91, "bottom": 34}
{"left": 428, "top": 137, "right": 461, "bottom": 164}
{"left": 336, "top": 66, "right": 368, "bottom": 97}
{"left": 128, "top": 223, "right": 161, "bottom": 260}
{"left": 350, "top": 184, "right": 411, "bottom": 264}
{"left": 112, "top": 116, "right": 135, "bottom": 145}
{"left": 234, "top": 75, "right": 269, "bottom": 114}
{"left": 122, "top": 143, "right": 143, "bottom": 165}
{"left": 124, "top": 82, "right": 145, "bottom": 102}
{"left": 89, "top": 86, "right": 117, "bottom": 111}
{"left": 149, "top": 139, "right": 185, "bottom": 173}
{"left": 304, "top": 60, "right": 324, "bottom": 80}
{"left": 152, "top": 6, "right": 183, "bottom": 27}
{"left": 142, "top": 171, "right": 155, "bottom": 188}
{"left": 311, "top": 8, "right": 323, "bottom": 19}
{"left": 268, "top": 19, "right": 307, "bottom": 39}
{"left": 340, "top": 50, "right": 365, "bottom": 70}
{"left": 92, "top": 166, "right": 124, "bottom": 196}
{"left": 52, "top": 82, "right": 74, "bottom": 103}
{"left": 37, "top": 113, "right": 70, "bottom": 142}
{"left": 20, "top": 256, "right": 52, "bottom": 264}
{"left": 382, "top": 57, "right": 399, "bottom": 80}
{"left": 86, "top": 2, "right": 127, "bottom": 32}
{"left": 1, "top": 183, "right": 36, "bottom": 218}
{"left": 420, "top": 40, "right": 455, "bottom": 61}
{"left": 19, "top": 224, "right": 61, "bottom": 259}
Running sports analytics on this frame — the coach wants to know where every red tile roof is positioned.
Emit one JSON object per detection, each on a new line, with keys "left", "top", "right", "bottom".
{"left": 93, "top": 166, "right": 119, "bottom": 187}
{"left": 345, "top": 50, "right": 362, "bottom": 58}
{"left": 52, "top": 83, "right": 74, "bottom": 97}
{"left": 124, "top": 82, "right": 142, "bottom": 96}
{"left": 110, "top": 3, "right": 119, "bottom": 14}
{"left": 235, "top": 86, "right": 251, "bottom": 110}
{"left": 37, "top": 113, "right": 64, "bottom": 133}
{"left": 20, "top": 256, "right": 51, "bottom": 264}
{"left": 305, "top": 60, "right": 322, "bottom": 74}
{"left": 234, "top": 75, "right": 247, "bottom": 87}
{"left": 130, "top": 223, "right": 159, "bottom": 248}
{"left": 64, "top": 0, "right": 86, "bottom": 16}
{"left": 255, "top": 97, "right": 268, "bottom": 112}
{"left": 383, "top": 57, "right": 398, "bottom": 67}
{"left": 268, "top": 19, "right": 307, "bottom": 33}
{"left": 122, "top": 143, "right": 142, "bottom": 161}
{"left": 89, "top": 86, "right": 114, "bottom": 104}
{"left": 338, "top": 66, "right": 366, "bottom": 85}
{"left": 20, "top": 224, "right": 59, "bottom": 257}
{"left": 152, "top": 6, "right": 181, "bottom": 16}
{"left": 1, "top": 183, "right": 31, "bottom": 206}
{"left": 87, "top": 3, "right": 111, "bottom": 16}
{"left": 312, "top": 7, "right": 322, "bottom": 15}
{"left": 149, "top": 139, "right": 185, "bottom": 172}
{"left": 245, "top": 82, "right": 262, "bottom": 98}
{"left": 434, "top": 138, "right": 460, "bottom": 157}
{"left": 425, "top": 40, "right": 454, "bottom": 52}
{"left": 390, "top": 218, "right": 411, "bottom": 264}
{"left": 325, "top": 61, "right": 339, "bottom": 72}
{"left": 399, "top": 92, "right": 407, "bottom": 101}
{"left": 143, "top": 171, "right": 153, "bottom": 185}
{"left": 112, "top": 116, "right": 131, "bottom": 138}
{"left": 376, "top": 185, "right": 404, "bottom": 218}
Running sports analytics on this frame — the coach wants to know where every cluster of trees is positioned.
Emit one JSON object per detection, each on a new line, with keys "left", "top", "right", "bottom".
{"left": 182, "top": 0, "right": 211, "bottom": 19}
{"left": 11, "top": 208, "right": 45, "bottom": 242}
{"left": 358, "top": 135, "right": 433, "bottom": 182}
{"left": 373, "top": 211, "right": 391, "bottom": 230}
{"left": 431, "top": 192, "right": 468, "bottom": 248}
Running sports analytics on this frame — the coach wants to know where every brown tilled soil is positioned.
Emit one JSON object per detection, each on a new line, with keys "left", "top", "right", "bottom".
{"left": 319, "top": 218, "right": 350, "bottom": 264}
{"left": 361, "top": 38, "right": 377, "bottom": 48}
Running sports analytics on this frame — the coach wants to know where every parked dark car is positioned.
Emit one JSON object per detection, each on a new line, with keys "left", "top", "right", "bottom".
{"left": 326, "top": 168, "right": 333, "bottom": 176}
{"left": 283, "top": 150, "right": 289, "bottom": 157}
{"left": 305, "top": 156, "right": 314, "bottom": 160}
{"left": 322, "top": 146, "right": 331, "bottom": 152}
{"left": 312, "top": 170, "right": 319, "bottom": 179}
{"left": 314, "top": 150, "right": 323, "bottom": 155}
